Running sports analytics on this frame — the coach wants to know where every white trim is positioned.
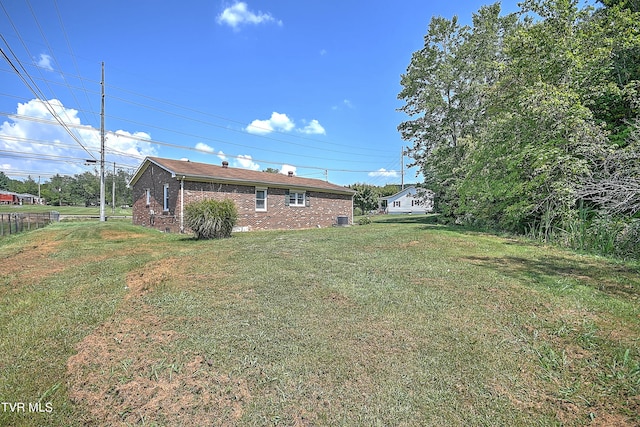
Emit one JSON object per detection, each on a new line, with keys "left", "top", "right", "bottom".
{"left": 255, "top": 187, "right": 267, "bottom": 211}
{"left": 163, "top": 183, "right": 170, "bottom": 211}
{"left": 288, "top": 190, "right": 306, "bottom": 207}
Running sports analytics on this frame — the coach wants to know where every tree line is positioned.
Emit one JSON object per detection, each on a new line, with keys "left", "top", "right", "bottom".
{"left": 0, "top": 170, "right": 133, "bottom": 208}
{"left": 398, "top": 0, "right": 640, "bottom": 258}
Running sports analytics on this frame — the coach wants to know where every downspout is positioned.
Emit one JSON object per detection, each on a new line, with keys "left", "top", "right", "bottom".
{"left": 351, "top": 193, "right": 354, "bottom": 225}
{"left": 180, "top": 177, "right": 185, "bottom": 233}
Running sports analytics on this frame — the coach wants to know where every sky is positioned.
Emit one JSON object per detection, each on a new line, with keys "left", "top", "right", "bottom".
{"left": 1, "top": 0, "right": 525, "bottom": 187}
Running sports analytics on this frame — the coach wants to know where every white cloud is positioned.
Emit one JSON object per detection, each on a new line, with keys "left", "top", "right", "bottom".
{"left": 111, "top": 130, "right": 154, "bottom": 157}
{"left": 368, "top": 168, "right": 398, "bottom": 178}
{"left": 36, "top": 54, "right": 53, "bottom": 71}
{"left": 217, "top": 151, "right": 228, "bottom": 162}
{"left": 280, "top": 164, "right": 296, "bottom": 176}
{"left": 332, "top": 99, "right": 354, "bottom": 111}
{"left": 195, "top": 142, "right": 215, "bottom": 153}
{"left": 0, "top": 98, "right": 156, "bottom": 178}
{"left": 246, "top": 112, "right": 295, "bottom": 135}
{"left": 234, "top": 154, "right": 260, "bottom": 170}
{"left": 299, "top": 119, "right": 326, "bottom": 135}
{"left": 217, "top": 2, "right": 282, "bottom": 29}
{"left": 246, "top": 113, "right": 326, "bottom": 136}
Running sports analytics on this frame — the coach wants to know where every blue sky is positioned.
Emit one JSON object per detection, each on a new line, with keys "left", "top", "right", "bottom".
{"left": 1, "top": 0, "right": 524, "bottom": 186}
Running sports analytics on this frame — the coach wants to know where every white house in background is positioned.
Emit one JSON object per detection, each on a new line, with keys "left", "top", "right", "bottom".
{"left": 380, "top": 185, "right": 434, "bottom": 214}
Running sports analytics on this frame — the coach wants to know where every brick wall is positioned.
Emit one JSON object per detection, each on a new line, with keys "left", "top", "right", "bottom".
{"left": 132, "top": 165, "right": 353, "bottom": 233}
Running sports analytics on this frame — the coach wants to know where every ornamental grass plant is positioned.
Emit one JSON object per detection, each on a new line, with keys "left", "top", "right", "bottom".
{"left": 183, "top": 199, "right": 237, "bottom": 239}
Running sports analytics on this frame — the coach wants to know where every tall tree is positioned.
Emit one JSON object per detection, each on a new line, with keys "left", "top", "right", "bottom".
{"left": 397, "top": 14, "right": 469, "bottom": 218}
{"left": 398, "top": 3, "right": 516, "bottom": 220}
{"left": 457, "top": 1, "right": 614, "bottom": 234}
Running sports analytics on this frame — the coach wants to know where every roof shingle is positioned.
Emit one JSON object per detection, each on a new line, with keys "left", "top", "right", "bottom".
{"left": 131, "top": 157, "right": 355, "bottom": 194}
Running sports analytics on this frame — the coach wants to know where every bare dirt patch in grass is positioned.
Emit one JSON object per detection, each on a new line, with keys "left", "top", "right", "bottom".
{"left": 2, "top": 236, "right": 63, "bottom": 278}
{"left": 66, "top": 255, "right": 253, "bottom": 426}
{"left": 100, "top": 229, "right": 148, "bottom": 241}
{"left": 124, "top": 257, "right": 181, "bottom": 300}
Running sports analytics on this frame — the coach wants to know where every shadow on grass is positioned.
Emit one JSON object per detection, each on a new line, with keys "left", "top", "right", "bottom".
{"left": 464, "top": 254, "right": 640, "bottom": 300}
{"left": 372, "top": 214, "right": 440, "bottom": 225}
{"left": 372, "top": 213, "right": 490, "bottom": 235}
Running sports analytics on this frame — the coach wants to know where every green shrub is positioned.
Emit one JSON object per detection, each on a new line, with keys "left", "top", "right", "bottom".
{"left": 357, "top": 216, "right": 372, "bottom": 225}
{"left": 184, "top": 199, "right": 238, "bottom": 239}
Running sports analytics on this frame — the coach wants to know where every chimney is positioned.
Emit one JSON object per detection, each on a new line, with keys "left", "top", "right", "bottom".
{"left": 288, "top": 171, "right": 294, "bottom": 177}
{"left": 222, "top": 161, "right": 229, "bottom": 168}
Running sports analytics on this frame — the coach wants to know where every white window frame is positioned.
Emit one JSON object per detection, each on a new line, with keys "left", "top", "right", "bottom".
{"left": 393, "top": 200, "right": 401, "bottom": 207}
{"left": 255, "top": 187, "right": 267, "bottom": 212}
{"left": 163, "top": 183, "right": 170, "bottom": 211}
{"left": 145, "top": 188, "right": 150, "bottom": 207}
{"left": 288, "top": 191, "right": 306, "bottom": 207}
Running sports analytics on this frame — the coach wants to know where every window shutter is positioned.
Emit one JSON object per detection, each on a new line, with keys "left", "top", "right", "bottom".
{"left": 305, "top": 193, "right": 310, "bottom": 207}
{"left": 284, "top": 190, "right": 290, "bottom": 206}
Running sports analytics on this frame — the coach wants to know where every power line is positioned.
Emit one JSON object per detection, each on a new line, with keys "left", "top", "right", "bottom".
{"left": 106, "top": 83, "right": 395, "bottom": 155}
{"left": 26, "top": 0, "right": 92, "bottom": 126}
{"left": 2, "top": 56, "right": 395, "bottom": 160}
{"left": 53, "top": 0, "right": 99, "bottom": 126}
{"left": 0, "top": 35, "right": 97, "bottom": 160}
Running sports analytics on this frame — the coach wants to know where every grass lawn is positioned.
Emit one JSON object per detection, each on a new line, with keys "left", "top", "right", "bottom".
{"left": 0, "top": 205, "right": 132, "bottom": 216}
{"left": 1, "top": 216, "right": 638, "bottom": 426}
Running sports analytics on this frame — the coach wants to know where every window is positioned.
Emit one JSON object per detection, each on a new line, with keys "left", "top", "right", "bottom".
{"left": 163, "top": 183, "right": 169, "bottom": 211}
{"left": 255, "top": 188, "right": 267, "bottom": 211}
{"left": 393, "top": 200, "right": 401, "bottom": 207}
{"left": 145, "top": 189, "right": 150, "bottom": 207}
{"left": 288, "top": 191, "right": 306, "bottom": 207}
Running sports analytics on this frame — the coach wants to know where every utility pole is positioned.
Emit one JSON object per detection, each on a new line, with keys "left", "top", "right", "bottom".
{"left": 401, "top": 148, "right": 405, "bottom": 190}
{"left": 112, "top": 162, "right": 116, "bottom": 215}
{"left": 99, "top": 62, "right": 106, "bottom": 222}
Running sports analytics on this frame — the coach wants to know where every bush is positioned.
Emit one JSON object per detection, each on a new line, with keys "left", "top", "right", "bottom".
{"left": 357, "top": 216, "right": 372, "bottom": 225}
{"left": 184, "top": 199, "right": 238, "bottom": 239}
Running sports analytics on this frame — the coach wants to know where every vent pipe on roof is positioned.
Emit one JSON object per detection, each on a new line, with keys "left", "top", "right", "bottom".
{"left": 222, "top": 161, "right": 229, "bottom": 168}
{"left": 288, "top": 171, "right": 294, "bottom": 177}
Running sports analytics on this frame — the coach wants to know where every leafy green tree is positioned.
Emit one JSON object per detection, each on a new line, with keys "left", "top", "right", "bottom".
{"left": 0, "top": 172, "right": 10, "bottom": 190}
{"left": 15, "top": 176, "right": 39, "bottom": 196}
{"left": 397, "top": 14, "right": 469, "bottom": 219}
{"left": 398, "top": 3, "right": 516, "bottom": 220}
{"left": 460, "top": 0, "right": 613, "bottom": 234}
{"left": 597, "top": 0, "right": 640, "bottom": 12}
{"left": 47, "top": 174, "right": 74, "bottom": 206}
{"left": 588, "top": 3, "right": 640, "bottom": 145}
{"left": 72, "top": 172, "right": 100, "bottom": 206}
{"left": 351, "top": 184, "right": 378, "bottom": 215}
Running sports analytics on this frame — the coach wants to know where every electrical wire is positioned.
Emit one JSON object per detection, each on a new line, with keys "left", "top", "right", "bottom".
{"left": 53, "top": 0, "right": 99, "bottom": 126}
{"left": 0, "top": 37, "right": 96, "bottom": 160}
{"left": 0, "top": 3, "right": 415, "bottom": 183}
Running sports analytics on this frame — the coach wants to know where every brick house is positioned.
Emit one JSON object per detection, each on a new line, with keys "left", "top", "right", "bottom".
{"left": 129, "top": 156, "right": 356, "bottom": 233}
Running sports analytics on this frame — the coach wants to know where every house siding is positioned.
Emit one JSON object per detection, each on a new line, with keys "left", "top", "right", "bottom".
{"left": 383, "top": 186, "right": 434, "bottom": 214}
{"left": 132, "top": 164, "right": 353, "bottom": 233}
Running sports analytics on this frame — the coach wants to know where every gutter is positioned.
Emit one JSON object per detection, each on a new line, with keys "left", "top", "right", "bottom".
{"left": 172, "top": 173, "right": 356, "bottom": 195}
